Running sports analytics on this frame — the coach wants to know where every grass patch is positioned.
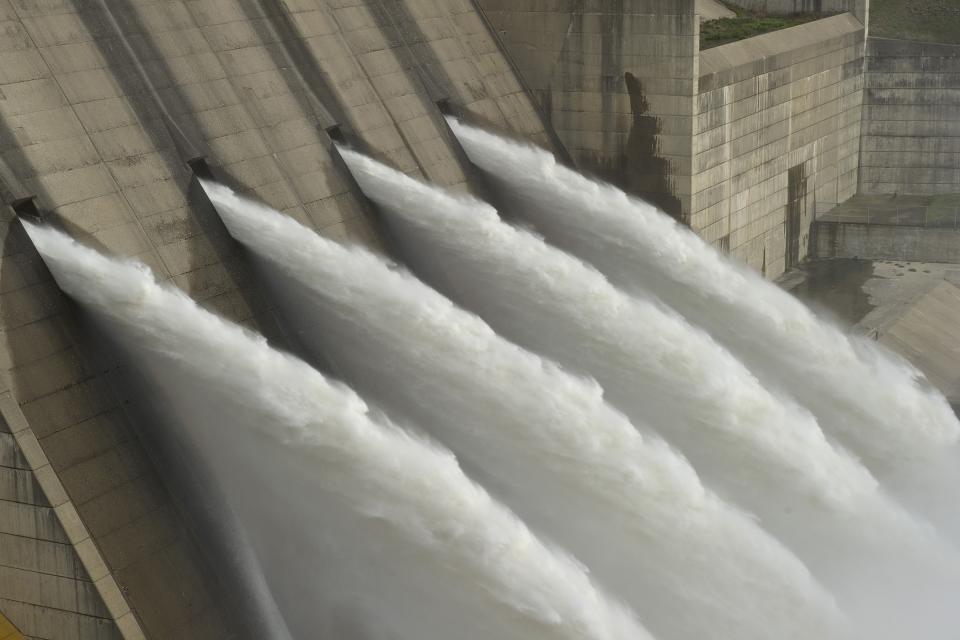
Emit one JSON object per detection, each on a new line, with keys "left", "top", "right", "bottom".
{"left": 700, "top": 3, "right": 837, "bottom": 50}
{"left": 870, "top": 0, "right": 960, "bottom": 44}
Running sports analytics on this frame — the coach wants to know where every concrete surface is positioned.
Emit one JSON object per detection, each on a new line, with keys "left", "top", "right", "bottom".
{"left": 478, "top": 0, "right": 698, "bottom": 220}
{"left": 788, "top": 258, "right": 960, "bottom": 405}
{"left": 814, "top": 221, "right": 960, "bottom": 263}
{"left": 0, "top": 0, "right": 549, "bottom": 637}
{"left": 817, "top": 193, "right": 960, "bottom": 226}
{"left": 0, "top": 370, "right": 138, "bottom": 640}
{"left": 697, "top": 0, "right": 736, "bottom": 20}
{"left": 728, "top": 0, "right": 869, "bottom": 22}
{"left": 815, "top": 193, "right": 960, "bottom": 264}
{"left": 484, "top": 4, "right": 869, "bottom": 272}
{"left": 859, "top": 37, "right": 960, "bottom": 195}
{"left": 695, "top": 13, "right": 866, "bottom": 277}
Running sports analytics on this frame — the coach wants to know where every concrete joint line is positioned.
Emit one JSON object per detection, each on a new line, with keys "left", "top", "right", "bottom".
{"left": 0, "top": 389, "right": 147, "bottom": 640}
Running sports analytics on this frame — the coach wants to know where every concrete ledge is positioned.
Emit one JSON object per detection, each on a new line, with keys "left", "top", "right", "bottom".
{"left": 814, "top": 220, "right": 960, "bottom": 262}
{"left": 700, "top": 13, "right": 864, "bottom": 88}
{"left": 0, "top": 380, "right": 145, "bottom": 640}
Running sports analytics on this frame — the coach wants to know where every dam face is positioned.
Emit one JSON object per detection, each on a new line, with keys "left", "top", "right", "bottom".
{"left": 3, "top": 0, "right": 960, "bottom": 638}
{"left": 0, "top": 1, "right": 545, "bottom": 637}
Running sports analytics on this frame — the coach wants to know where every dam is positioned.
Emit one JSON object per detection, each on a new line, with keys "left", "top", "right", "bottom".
{"left": 1, "top": 1, "right": 960, "bottom": 639}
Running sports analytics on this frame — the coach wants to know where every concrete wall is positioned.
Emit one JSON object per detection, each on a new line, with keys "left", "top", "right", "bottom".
{"left": 695, "top": 14, "right": 865, "bottom": 277}
{"left": 0, "top": 371, "right": 136, "bottom": 640}
{"left": 859, "top": 37, "right": 960, "bottom": 195}
{"left": 0, "top": 0, "right": 546, "bottom": 636}
{"left": 728, "top": 0, "right": 869, "bottom": 22}
{"left": 814, "top": 220, "right": 960, "bottom": 263}
{"left": 478, "top": 0, "right": 698, "bottom": 220}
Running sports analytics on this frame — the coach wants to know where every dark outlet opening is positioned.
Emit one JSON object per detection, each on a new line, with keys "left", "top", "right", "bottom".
{"left": 436, "top": 97, "right": 454, "bottom": 116}
{"left": 325, "top": 124, "right": 345, "bottom": 144}
{"left": 11, "top": 195, "right": 43, "bottom": 222}
{"left": 187, "top": 156, "right": 214, "bottom": 181}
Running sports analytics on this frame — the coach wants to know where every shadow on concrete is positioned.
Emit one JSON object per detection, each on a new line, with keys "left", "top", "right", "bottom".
{"left": 235, "top": 0, "right": 349, "bottom": 133}
{"left": 78, "top": 0, "right": 289, "bottom": 344}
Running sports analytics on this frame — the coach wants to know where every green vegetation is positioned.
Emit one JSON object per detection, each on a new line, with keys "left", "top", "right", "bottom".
{"left": 869, "top": 0, "right": 960, "bottom": 44}
{"left": 700, "top": 3, "right": 835, "bottom": 50}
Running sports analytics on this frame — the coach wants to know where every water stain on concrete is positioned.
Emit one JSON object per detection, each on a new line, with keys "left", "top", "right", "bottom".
{"left": 623, "top": 72, "right": 684, "bottom": 222}
{"left": 791, "top": 258, "right": 878, "bottom": 327}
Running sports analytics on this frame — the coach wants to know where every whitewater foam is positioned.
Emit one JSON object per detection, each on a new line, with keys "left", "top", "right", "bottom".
{"left": 24, "top": 221, "right": 651, "bottom": 640}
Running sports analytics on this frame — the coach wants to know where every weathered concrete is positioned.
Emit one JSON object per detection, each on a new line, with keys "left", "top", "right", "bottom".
{"left": 815, "top": 192, "right": 960, "bottom": 225}
{"left": 859, "top": 37, "right": 960, "bottom": 195}
{"left": 478, "top": 0, "right": 698, "bottom": 220}
{"left": 696, "top": 0, "right": 736, "bottom": 21}
{"left": 877, "top": 278, "right": 960, "bottom": 403}
{"left": 787, "top": 259, "right": 960, "bottom": 406}
{"left": 728, "top": 0, "right": 869, "bottom": 23}
{"left": 695, "top": 13, "right": 866, "bottom": 277}
{"left": 814, "top": 221, "right": 960, "bottom": 263}
{"left": 484, "top": 4, "right": 868, "bottom": 273}
{"left": 0, "top": 0, "right": 548, "bottom": 636}
{"left": 0, "top": 371, "right": 133, "bottom": 640}
{"left": 814, "top": 193, "right": 960, "bottom": 262}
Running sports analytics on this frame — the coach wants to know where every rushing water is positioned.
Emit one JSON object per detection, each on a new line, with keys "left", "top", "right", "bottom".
{"left": 20, "top": 115, "right": 960, "bottom": 640}
{"left": 446, "top": 119, "right": 960, "bottom": 469}
{"left": 24, "top": 222, "right": 650, "bottom": 640}
{"left": 204, "top": 181, "right": 843, "bottom": 640}
{"left": 335, "top": 148, "right": 960, "bottom": 640}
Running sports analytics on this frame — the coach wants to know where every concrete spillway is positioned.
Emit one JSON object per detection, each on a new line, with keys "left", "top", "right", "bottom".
{"left": 13, "top": 122, "right": 960, "bottom": 638}
{"left": 202, "top": 179, "right": 844, "bottom": 640}
{"left": 24, "top": 221, "right": 652, "bottom": 640}
{"left": 0, "top": 1, "right": 549, "bottom": 635}
{"left": 1, "top": 1, "right": 958, "bottom": 637}
{"left": 448, "top": 119, "right": 960, "bottom": 468}
{"left": 18, "top": 133, "right": 960, "bottom": 639}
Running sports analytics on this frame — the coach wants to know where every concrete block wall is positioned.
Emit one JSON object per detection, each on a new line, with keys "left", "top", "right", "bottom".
{"left": 0, "top": 372, "right": 141, "bottom": 640}
{"left": 695, "top": 13, "right": 865, "bottom": 277}
{"left": 478, "top": 0, "right": 698, "bottom": 220}
{"left": 859, "top": 37, "right": 960, "bottom": 195}
{"left": 0, "top": 0, "right": 546, "bottom": 637}
{"left": 0, "top": 415, "right": 117, "bottom": 640}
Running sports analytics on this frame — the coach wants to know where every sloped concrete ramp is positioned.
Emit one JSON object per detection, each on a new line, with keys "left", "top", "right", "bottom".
{"left": 696, "top": 0, "right": 736, "bottom": 20}
{"left": 878, "top": 280, "right": 960, "bottom": 405}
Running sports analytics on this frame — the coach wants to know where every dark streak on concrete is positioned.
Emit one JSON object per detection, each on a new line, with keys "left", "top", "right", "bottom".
{"left": 623, "top": 72, "right": 684, "bottom": 222}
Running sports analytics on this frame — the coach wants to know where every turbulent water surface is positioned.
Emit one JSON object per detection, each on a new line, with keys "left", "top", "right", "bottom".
{"left": 447, "top": 120, "right": 960, "bottom": 466}
{"left": 25, "top": 222, "right": 650, "bottom": 640}
{"left": 205, "top": 181, "right": 843, "bottom": 640}
{"left": 19, "top": 116, "right": 960, "bottom": 640}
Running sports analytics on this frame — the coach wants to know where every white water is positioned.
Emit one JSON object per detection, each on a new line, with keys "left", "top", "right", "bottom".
{"left": 23, "top": 222, "right": 650, "bottom": 640}
{"left": 337, "top": 149, "right": 960, "bottom": 639}
{"left": 204, "top": 181, "right": 844, "bottom": 640}
{"left": 447, "top": 119, "right": 960, "bottom": 471}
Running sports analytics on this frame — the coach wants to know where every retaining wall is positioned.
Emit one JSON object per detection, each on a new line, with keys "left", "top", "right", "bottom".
{"left": 695, "top": 13, "right": 866, "bottom": 277}
{"left": 859, "top": 37, "right": 960, "bottom": 195}
{"left": 814, "top": 220, "right": 960, "bottom": 263}
{"left": 728, "top": 0, "right": 868, "bottom": 22}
